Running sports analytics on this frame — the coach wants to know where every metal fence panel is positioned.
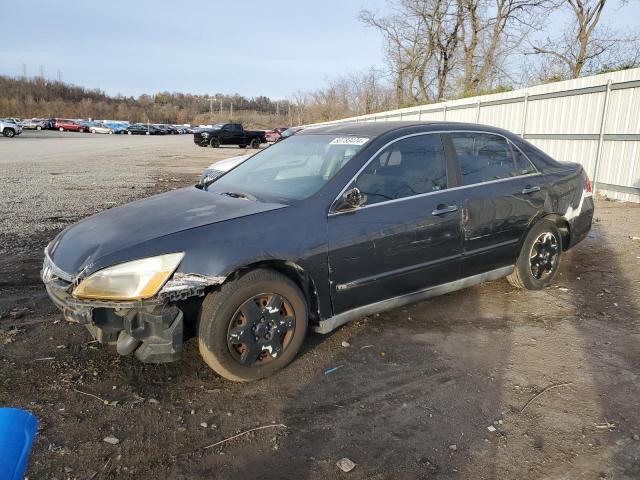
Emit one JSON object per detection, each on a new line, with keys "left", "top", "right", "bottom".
{"left": 309, "top": 67, "right": 640, "bottom": 203}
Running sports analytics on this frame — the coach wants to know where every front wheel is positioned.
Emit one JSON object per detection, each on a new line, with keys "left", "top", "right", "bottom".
{"left": 507, "top": 219, "right": 562, "bottom": 290}
{"left": 36, "top": 126, "right": 42, "bottom": 131}
{"left": 198, "top": 269, "right": 308, "bottom": 382}
{"left": 209, "top": 137, "right": 220, "bottom": 148}
{"left": 59, "top": 127, "right": 64, "bottom": 132}
{"left": 3, "top": 129, "right": 15, "bottom": 138}
{"left": 127, "top": 131, "right": 132, "bottom": 135}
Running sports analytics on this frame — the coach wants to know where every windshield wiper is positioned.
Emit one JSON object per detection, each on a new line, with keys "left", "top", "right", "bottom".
{"left": 220, "top": 191, "right": 258, "bottom": 201}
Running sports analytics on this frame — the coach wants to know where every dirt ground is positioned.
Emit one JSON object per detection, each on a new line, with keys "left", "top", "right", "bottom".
{"left": 1, "top": 132, "right": 640, "bottom": 479}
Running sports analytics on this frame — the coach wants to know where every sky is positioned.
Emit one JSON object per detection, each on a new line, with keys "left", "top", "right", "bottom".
{"left": 2, "top": 0, "right": 639, "bottom": 100}
{"left": 0, "top": 0, "right": 389, "bottom": 99}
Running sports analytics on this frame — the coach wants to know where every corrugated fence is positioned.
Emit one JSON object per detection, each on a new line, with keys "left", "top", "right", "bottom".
{"left": 310, "top": 68, "right": 640, "bottom": 203}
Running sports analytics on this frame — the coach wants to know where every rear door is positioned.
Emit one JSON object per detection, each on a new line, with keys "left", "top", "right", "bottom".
{"left": 446, "top": 132, "right": 546, "bottom": 276}
{"left": 327, "top": 133, "right": 463, "bottom": 314}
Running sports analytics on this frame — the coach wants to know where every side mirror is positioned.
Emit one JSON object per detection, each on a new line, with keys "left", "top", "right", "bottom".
{"left": 334, "top": 187, "right": 366, "bottom": 212}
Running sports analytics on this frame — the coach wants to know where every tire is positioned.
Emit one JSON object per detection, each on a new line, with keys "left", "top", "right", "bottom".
{"left": 127, "top": 131, "right": 132, "bottom": 135}
{"left": 198, "top": 268, "right": 308, "bottom": 382}
{"left": 36, "top": 126, "right": 42, "bottom": 131}
{"left": 79, "top": 128, "right": 85, "bottom": 133}
{"left": 250, "top": 138, "right": 261, "bottom": 149}
{"left": 59, "top": 127, "right": 64, "bottom": 132}
{"left": 91, "top": 129, "right": 96, "bottom": 134}
{"left": 3, "top": 128, "right": 15, "bottom": 138}
{"left": 507, "top": 219, "right": 562, "bottom": 290}
{"left": 238, "top": 144, "right": 247, "bottom": 149}
{"left": 209, "top": 137, "right": 220, "bottom": 148}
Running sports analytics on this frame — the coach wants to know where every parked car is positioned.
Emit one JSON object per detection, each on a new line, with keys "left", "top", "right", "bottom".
{"left": 88, "top": 123, "right": 114, "bottom": 134}
{"left": 102, "top": 122, "right": 128, "bottom": 134}
{"left": 126, "top": 124, "right": 160, "bottom": 135}
{"left": 200, "top": 154, "right": 253, "bottom": 185}
{"left": 193, "top": 123, "right": 265, "bottom": 148}
{"left": 20, "top": 118, "right": 45, "bottom": 130}
{"left": 55, "top": 119, "right": 87, "bottom": 132}
{"left": 280, "top": 126, "right": 304, "bottom": 140}
{"left": 264, "top": 127, "right": 289, "bottom": 143}
{"left": 41, "top": 122, "right": 594, "bottom": 381}
{"left": 0, "top": 118, "right": 23, "bottom": 137}
{"left": 43, "top": 118, "right": 57, "bottom": 130}
{"left": 173, "top": 125, "right": 194, "bottom": 134}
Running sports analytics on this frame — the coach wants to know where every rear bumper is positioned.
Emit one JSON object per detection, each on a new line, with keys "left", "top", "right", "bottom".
{"left": 567, "top": 194, "right": 594, "bottom": 248}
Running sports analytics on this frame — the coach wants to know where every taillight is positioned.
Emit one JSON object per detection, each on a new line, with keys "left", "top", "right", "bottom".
{"left": 585, "top": 175, "right": 592, "bottom": 193}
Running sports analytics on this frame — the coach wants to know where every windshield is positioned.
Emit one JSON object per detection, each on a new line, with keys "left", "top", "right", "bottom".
{"left": 208, "top": 134, "right": 369, "bottom": 202}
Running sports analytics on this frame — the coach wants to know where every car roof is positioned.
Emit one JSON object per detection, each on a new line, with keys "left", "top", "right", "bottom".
{"left": 298, "top": 121, "right": 513, "bottom": 138}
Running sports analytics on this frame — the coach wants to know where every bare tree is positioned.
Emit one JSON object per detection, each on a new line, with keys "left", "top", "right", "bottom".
{"left": 529, "top": 0, "right": 639, "bottom": 78}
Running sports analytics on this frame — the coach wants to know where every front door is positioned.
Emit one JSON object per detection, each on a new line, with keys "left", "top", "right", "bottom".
{"left": 446, "top": 132, "right": 546, "bottom": 276}
{"left": 328, "top": 133, "right": 463, "bottom": 314}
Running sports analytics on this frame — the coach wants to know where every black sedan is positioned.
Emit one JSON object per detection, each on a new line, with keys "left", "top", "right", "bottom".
{"left": 41, "top": 122, "right": 594, "bottom": 381}
{"left": 126, "top": 124, "right": 161, "bottom": 135}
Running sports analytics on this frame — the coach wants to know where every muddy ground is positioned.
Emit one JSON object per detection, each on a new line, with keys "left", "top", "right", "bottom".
{"left": 1, "top": 132, "right": 640, "bottom": 479}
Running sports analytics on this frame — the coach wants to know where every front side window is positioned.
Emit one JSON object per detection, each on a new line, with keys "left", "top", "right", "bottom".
{"left": 450, "top": 132, "right": 537, "bottom": 185}
{"left": 354, "top": 134, "right": 447, "bottom": 205}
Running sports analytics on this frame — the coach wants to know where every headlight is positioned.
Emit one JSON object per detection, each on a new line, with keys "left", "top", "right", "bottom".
{"left": 201, "top": 132, "right": 210, "bottom": 137}
{"left": 73, "top": 253, "right": 184, "bottom": 300}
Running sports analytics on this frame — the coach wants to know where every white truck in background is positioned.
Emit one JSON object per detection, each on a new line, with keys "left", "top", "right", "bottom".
{"left": 0, "top": 119, "right": 23, "bottom": 137}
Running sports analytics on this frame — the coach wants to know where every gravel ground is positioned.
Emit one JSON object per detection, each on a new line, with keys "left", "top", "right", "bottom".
{"left": 1, "top": 132, "right": 640, "bottom": 479}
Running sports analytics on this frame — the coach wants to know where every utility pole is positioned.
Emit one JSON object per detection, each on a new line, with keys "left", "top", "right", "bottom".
{"left": 38, "top": 65, "right": 44, "bottom": 79}
{"left": 230, "top": 102, "right": 233, "bottom": 120}
{"left": 209, "top": 98, "right": 213, "bottom": 115}
{"left": 22, "top": 63, "right": 27, "bottom": 80}
{"left": 57, "top": 70, "right": 62, "bottom": 83}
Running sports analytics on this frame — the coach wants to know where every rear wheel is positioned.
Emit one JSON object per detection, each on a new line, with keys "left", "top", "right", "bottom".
{"left": 198, "top": 269, "right": 308, "bottom": 382}
{"left": 36, "top": 126, "right": 42, "bottom": 131}
{"left": 127, "top": 131, "right": 132, "bottom": 135}
{"left": 59, "top": 127, "right": 64, "bottom": 132}
{"left": 209, "top": 137, "right": 220, "bottom": 148}
{"left": 250, "top": 138, "right": 261, "bottom": 149}
{"left": 507, "top": 219, "right": 562, "bottom": 290}
{"left": 3, "top": 129, "right": 15, "bottom": 138}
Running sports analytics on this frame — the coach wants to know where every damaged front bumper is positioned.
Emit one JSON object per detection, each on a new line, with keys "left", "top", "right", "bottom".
{"left": 41, "top": 256, "right": 224, "bottom": 363}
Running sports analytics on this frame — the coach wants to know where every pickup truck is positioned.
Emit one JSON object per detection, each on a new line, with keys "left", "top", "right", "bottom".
{"left": 0, "top": 119, "right": 23, "bottom": 137}
{"left": 193, "top": 123, "right": 265, "bottom": 149}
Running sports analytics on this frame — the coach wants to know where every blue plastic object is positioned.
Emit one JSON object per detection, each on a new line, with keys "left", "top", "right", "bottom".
{"left": 0, "top": 408, "right": 38, "bottom": 480}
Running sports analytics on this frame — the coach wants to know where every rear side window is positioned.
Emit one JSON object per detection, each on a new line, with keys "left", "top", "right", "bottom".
{"left": 450, "top": 132, "right": 536, "bottom": 185}
{"left": 355, "top": 134, "right": 447, "bottom": 205}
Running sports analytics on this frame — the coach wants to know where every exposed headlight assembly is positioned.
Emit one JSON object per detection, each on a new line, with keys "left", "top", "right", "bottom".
{"left": 73, "top": 253, "right": 184, "bottom": 301}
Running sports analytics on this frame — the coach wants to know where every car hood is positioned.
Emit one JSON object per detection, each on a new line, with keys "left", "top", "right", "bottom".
{"left": 48, "top": 186, "right": 287, "bottom": 275}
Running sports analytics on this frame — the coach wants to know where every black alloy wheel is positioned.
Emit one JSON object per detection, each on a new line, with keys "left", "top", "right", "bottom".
{"left": 529, "top": 232, "right": 560, "bottom": 280}
{"left": 198, "top": 268, "right": 308, "bottom": 381}
{"left": 507, "top": 219, "right": 562, "bottom": 290}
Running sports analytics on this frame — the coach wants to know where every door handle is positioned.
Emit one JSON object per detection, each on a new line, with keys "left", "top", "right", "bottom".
{"left": 521, "top": 185, "right": 541, "bottom": 194}
{"left": 432, "top": 205, "right": 458, "bottom": 216}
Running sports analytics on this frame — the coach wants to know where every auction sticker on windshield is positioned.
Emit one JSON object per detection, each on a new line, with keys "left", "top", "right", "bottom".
{"left": 329, "top": 137, "right": 370, "bottom": 146}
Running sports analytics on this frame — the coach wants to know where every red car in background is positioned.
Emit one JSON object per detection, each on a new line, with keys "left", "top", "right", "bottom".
{"left": 55, "top": 119, "right": 87, "bottom": 132}
{"left": 264, "top": 127, "right": 289, "bottom": 143}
